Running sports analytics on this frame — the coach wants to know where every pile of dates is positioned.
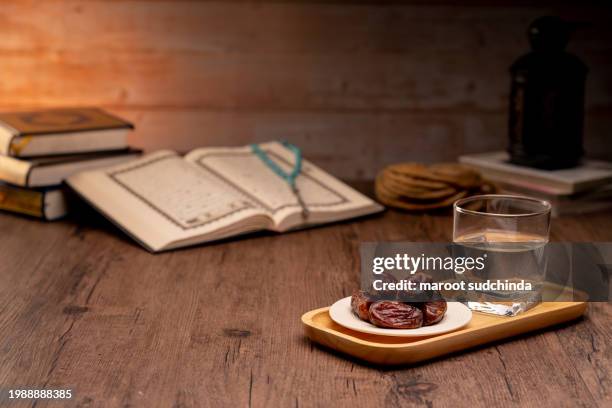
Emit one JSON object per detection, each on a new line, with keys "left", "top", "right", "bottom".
{"left": 351, "top": 290, "right": 447, "bottom": 329}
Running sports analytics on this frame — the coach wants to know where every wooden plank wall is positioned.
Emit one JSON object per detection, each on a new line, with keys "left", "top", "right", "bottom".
{"left": 0, "top": 1, "right": 611, "bottom": 178}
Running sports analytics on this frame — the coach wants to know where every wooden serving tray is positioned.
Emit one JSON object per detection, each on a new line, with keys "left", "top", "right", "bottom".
{"left": 302, "top": 301, "right": 587, "bottom": 365}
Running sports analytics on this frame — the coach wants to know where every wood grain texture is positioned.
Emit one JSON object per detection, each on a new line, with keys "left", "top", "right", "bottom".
{"left": 0, "top": 1, "right": 611, "bottom": 178}
{"left": 0, "top": 200, "right": 610, "bottom": 407}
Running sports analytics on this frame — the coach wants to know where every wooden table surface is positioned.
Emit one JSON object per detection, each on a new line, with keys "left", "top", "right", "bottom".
{"left": 1, "top": 205, "right": 610, "bottom": 407}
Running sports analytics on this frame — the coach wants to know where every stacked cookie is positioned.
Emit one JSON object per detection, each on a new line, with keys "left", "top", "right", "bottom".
{"left": 375, "top": 163, "right": 495, "bottom": 210}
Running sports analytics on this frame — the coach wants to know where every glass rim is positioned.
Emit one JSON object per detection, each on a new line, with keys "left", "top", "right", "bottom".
{"left": 453, "top": 194, "right": 552, "bottom": 218}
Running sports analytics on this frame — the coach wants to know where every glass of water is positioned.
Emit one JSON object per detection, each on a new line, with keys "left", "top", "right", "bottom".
{"left": 453, "top": 194, "right": 551, "bottom": 316}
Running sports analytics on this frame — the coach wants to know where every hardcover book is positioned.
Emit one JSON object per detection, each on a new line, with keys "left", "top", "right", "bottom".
{"left": 67, "top": 141, "right": 384, "bottom": 252}
{"left": 491, "top": 179, "right": 612, "bottom": 217}
{"left": 0, "top": 107, "right": 133, "bottom": 157}
{"left": 459, "top": 151, "right": 612, "bottom": 195}
{"left": 0, "top": 149, "right": 142, "bottom": 187}
{"left": 0, "top": 183, "right": 68, "bottom": 220}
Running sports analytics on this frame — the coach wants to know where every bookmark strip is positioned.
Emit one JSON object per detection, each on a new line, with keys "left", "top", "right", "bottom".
{"left": 250, "top": 141, "right": 309, "bottom": 219}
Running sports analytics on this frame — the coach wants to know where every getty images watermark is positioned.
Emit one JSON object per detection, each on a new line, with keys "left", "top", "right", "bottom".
{"left": 361, "top": 242, "right": 612, "bottom": 302}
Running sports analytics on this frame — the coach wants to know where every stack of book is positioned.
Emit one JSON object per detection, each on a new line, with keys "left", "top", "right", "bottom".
{"left": 459, "top": 151, "right": 612, "bottom": 216}
{"left": 0, "top": 108, "right": 141, "bottom": 220}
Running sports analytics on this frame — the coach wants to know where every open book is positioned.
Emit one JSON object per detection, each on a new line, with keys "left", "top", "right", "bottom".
{"left": 67, "top": 142, "right": 383, "bottom": 252}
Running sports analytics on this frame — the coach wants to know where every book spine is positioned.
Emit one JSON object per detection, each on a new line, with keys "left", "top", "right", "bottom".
{"left": 0, "top": 156, "right": 31, "bottom": 186}
{"left": 9, "top": 135, "right": 33, "bottom": 156}
{"left": 0, "top": 125, "right": 16, "bottom": 156}
{"left": 0, "top": 184, "right": 44, "bottom": 218}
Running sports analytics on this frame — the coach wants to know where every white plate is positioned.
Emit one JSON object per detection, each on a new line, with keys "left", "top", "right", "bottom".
{"left": 329, "top": 297, "right": 472, "bottom": 337}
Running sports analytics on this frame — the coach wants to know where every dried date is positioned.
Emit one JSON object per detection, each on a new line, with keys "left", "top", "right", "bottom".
{"left": 369, "top": 271, "right": 400, "bottom": 300}
{"left": 419, "top": 301, "right": 447, "bottom": 326}
{"left": 368, "top": 301, "right": 423, "bottom": 329}
{"left": 399, "top": 272, "right": 434, "bottom": 302}
{"left": 351, "top": 290, "right": 373, "bottom": 321}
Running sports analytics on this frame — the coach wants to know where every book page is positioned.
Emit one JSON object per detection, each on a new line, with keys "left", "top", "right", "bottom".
{"left": 185, "top": 142, "right": 382, "bottom": 231}
{"left": 67, "top": 151, "right": 269, "bottom": 252}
